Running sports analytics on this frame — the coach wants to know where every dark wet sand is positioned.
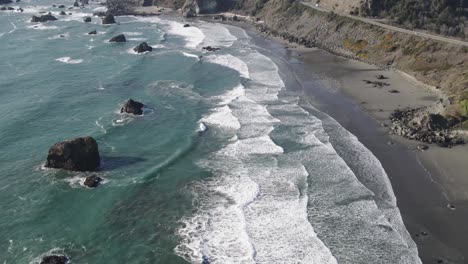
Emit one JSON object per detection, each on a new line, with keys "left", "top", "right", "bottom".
{"left": 245, "top": 29, "right": 468, "bottom": 263}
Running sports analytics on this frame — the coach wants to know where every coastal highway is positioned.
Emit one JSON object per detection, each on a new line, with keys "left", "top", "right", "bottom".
{"left": 300, "top": 1, "right": 468, "bottom": 47}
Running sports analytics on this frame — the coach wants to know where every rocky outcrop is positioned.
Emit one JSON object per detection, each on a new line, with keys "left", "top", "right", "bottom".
{"left": 102, "top": 14, "right": 116, "bottom": 24}
{"left": 45, "top": 137, "right": 101, "bottom": 171}
{"left": 40, "top": 255, "right": 68, "bottom": 264}
{"left": 181, "top": 0, "right": 199, "bottom": 17}
{"left": 83, "top": 175, "right": 103, "bottom": 188}
{"left": 109, "top": 34, "right": 126, "bottom": 42}
{"left": 31, "top": 14, "right": 58, "bottom": 22}
{"left": 389, "top": 108, "right": 465, "bottom": 147}
{"left": 133, "top": 42, "right": 153, "bottom": 53}
{"left": 121, "top": 99, "right": 144, "bottom": 115}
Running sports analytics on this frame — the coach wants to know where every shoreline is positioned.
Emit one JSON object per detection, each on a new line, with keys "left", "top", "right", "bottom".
{"left": 241, "top": 25, "right": 468, "bottom": 263}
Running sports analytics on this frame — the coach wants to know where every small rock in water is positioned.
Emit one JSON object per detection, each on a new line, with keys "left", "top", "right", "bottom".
{"left": 447, "top": 203, "right": 456, "bottom": 210}
{"left": 83, "top": 175, "right": 102, "bottom": 188}
{"left": 88, "top": 30, "right": 97, "bottom": 35}
{"left": 40, "top": 255, "right": 68, "bottom": 264}
{"left": 109, "top": 34, "right": 126, "bottom": 42}
{"left": 58, "top": 4, "right": 65, "bottom": 8}
{"left": 59, "top": 11, "right": 66, "bottom": 15}
{"left": 121, "top": 99, "right": 144, "bottom": 115}
{"left": 417, "top": 145, "right": 429, "bottom": 151}
{"left": 73, "top": 1, "right": 79, "bottom": 7}
{"left": 389, "top": 89, "right": 400, "bottom": 93}
{"left": 133, "top": 42, "right": 152, "bottom": 53}
{"left": 31, "top": 14, "right": 58, "bottom": 22}
{"left": 83, "top": 16, "right": 91, "bottom": 22}
{"left": 202, "top": 46, "right": 220, "bottom": 52}
{"left": 102, "top": 14, "right": 116, "bottom": 24}
{"left": 183, "top": 24, "right": 190, "bottom": 27}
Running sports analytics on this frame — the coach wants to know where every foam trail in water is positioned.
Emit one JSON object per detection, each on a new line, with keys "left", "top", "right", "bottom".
{"left": 55, "top": 57, "right": 83, "bottom": 64}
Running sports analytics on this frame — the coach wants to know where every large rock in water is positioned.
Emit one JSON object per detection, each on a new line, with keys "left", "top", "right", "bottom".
{"left": 102, "top": 14, "right": 116, "bottom": 24}
{"left": 109, "top": 34, "right": 126, "bottom": 42}
{"left": 45, "top": 137, "right": 101, "bottom": 171}
{"left": 120, "top": 99, "right": 144, "bottom": 115}
{"left": 31, "top": 14, "right": 58, "bottom": 22}
{"left": 182, "top": 0, "right": 199, "bottom": 18}
{"left": 40, "top": 255, "right": 68, "bottom": 264}
{"left": 83, "top": 175, "right": 102, "bottom": 188}
{"left": 133, "top": 42, "right": 152, "bottom": 53}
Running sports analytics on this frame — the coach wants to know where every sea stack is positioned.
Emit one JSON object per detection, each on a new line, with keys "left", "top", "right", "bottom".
{"left": 102, "top": 14, "right": 116, "bottom": 24}
{"left": 109, "top": 34, "right": 126, "bottom": 42}
{"left": 121, "top": 99, "right": 144, "bottom": 115}
{"left": 133, "top": 42, "right": 152, "bottom": 53}
{"left": 45, "top": 136, "right": 101, "bottom": 171}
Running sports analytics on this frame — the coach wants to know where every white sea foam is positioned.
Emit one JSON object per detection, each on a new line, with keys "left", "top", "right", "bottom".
{"left": 166, "top": 21, "right": 205, "bottom": 49}
{"left": 128, "top": 38, "right": 147, "bottom": 42}
{"left": 205, "top": 54, "right": 250, "bottom": 79}
{"left": 55, "top": 57, "right": 83, "bottom": 64}
{"left": 28, "top": 24, "right": 58, "bottom": 30}
{"left": 201, "top": 105, "right": 240, "bottom": 130}
{"left": 181, "top": 51, "right": 200, "bottom": 60}
{"left": 198, "top": 22, "right": 237, "bottom": 48}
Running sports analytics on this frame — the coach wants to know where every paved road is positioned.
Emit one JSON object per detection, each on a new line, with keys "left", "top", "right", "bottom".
{"left": 300, "top": 1, "right": 468, "bottom": 47}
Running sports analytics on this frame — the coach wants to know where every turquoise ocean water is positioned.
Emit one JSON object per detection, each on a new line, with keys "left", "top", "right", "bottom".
{"left": 0, "top": 1, "right": 421, "bottom": 263}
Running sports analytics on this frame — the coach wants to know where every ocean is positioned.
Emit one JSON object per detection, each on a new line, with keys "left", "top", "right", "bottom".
{"left": 0, "top": 1, "right": 421, "bottom": 263}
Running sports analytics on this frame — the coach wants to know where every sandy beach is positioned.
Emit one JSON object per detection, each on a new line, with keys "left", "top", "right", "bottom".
{"left": 242, "top": 28, "right": 468, "bottom": 263}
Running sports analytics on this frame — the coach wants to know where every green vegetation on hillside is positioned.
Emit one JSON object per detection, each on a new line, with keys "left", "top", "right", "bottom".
{"left": 362, "top": 0, "right": 468, "bottom": 38}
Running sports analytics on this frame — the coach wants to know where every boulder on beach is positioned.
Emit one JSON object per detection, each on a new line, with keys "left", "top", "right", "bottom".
{"left": 83, "top": 16, "right": 91, "bottom": 22}
{"left": 133, "top": 42, "right": 152, "bottom": 53}
{"left": 45, "top": 136, "right": 101, "bottom": 172}
{"left": 421, "top": 114, "right": 449, "bottom": 131}
{"left": 83, "top": 175, "right": 102, "bottom": 188}
{"left": 109, "top": 34, "right": 126, "bottom": 42}
{"left": 40, "top": 255, "right": 68, "bottom": 264}
{"left": 88, "top": 30, "right": 97, "bottom": 35}
{"left": 120, "top": 99, "right": 144, "bottom": 115}
{"left": 182, "top": 0, "right": 199, "bottom": 18}
{"left": 102, "top": 14, "right": 116, "bottom": 24}
{"left": 31, "top": 14, "right": 58, "bottom": 22}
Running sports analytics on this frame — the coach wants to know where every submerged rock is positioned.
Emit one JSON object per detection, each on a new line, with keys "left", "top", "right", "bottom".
{"left": 83, "top": 16, "right": 91, "bottom": 22}
{"left": 88, "top": 30, "right": 97, "bottom": 35}
{"left": 109, "top": 34, "right": 126, "bottom": 42}
{"left": 40, "top": 255, "right": 68, "bottom": 264}
{"left": 133, "top": 42, "right": 152, "bottom": 53}
{"left": 102, "top": 14, "right": 116, "bottom": 24}
{"left": 121, "top": 99, "right": 144, "bottom": 115}
{"left": 31, "top": 14, "right": 58, "bottom": 22}
{"left": 83, "top": 175, "right": 102, "bottom": 188}
{"left": 45, "top": 136, "right": 101, "bottom": 171}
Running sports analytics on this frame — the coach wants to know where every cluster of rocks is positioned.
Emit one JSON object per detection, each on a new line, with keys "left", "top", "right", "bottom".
{"left": 44, "top": 99, "right": 145, "bottom": 190}
{"left": 389, "top": 108, "right": 465, "bottom": 147}
{"left": 0, "top": 6, "right": 14, "bottom": 10}
{"left": 363, "top": 79, "right": 390, "bottom": 87}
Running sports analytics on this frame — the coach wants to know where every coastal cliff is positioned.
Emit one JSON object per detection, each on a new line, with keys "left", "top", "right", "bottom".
{"left": 108, "top": 0, "right": 468, "bottom": 128}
